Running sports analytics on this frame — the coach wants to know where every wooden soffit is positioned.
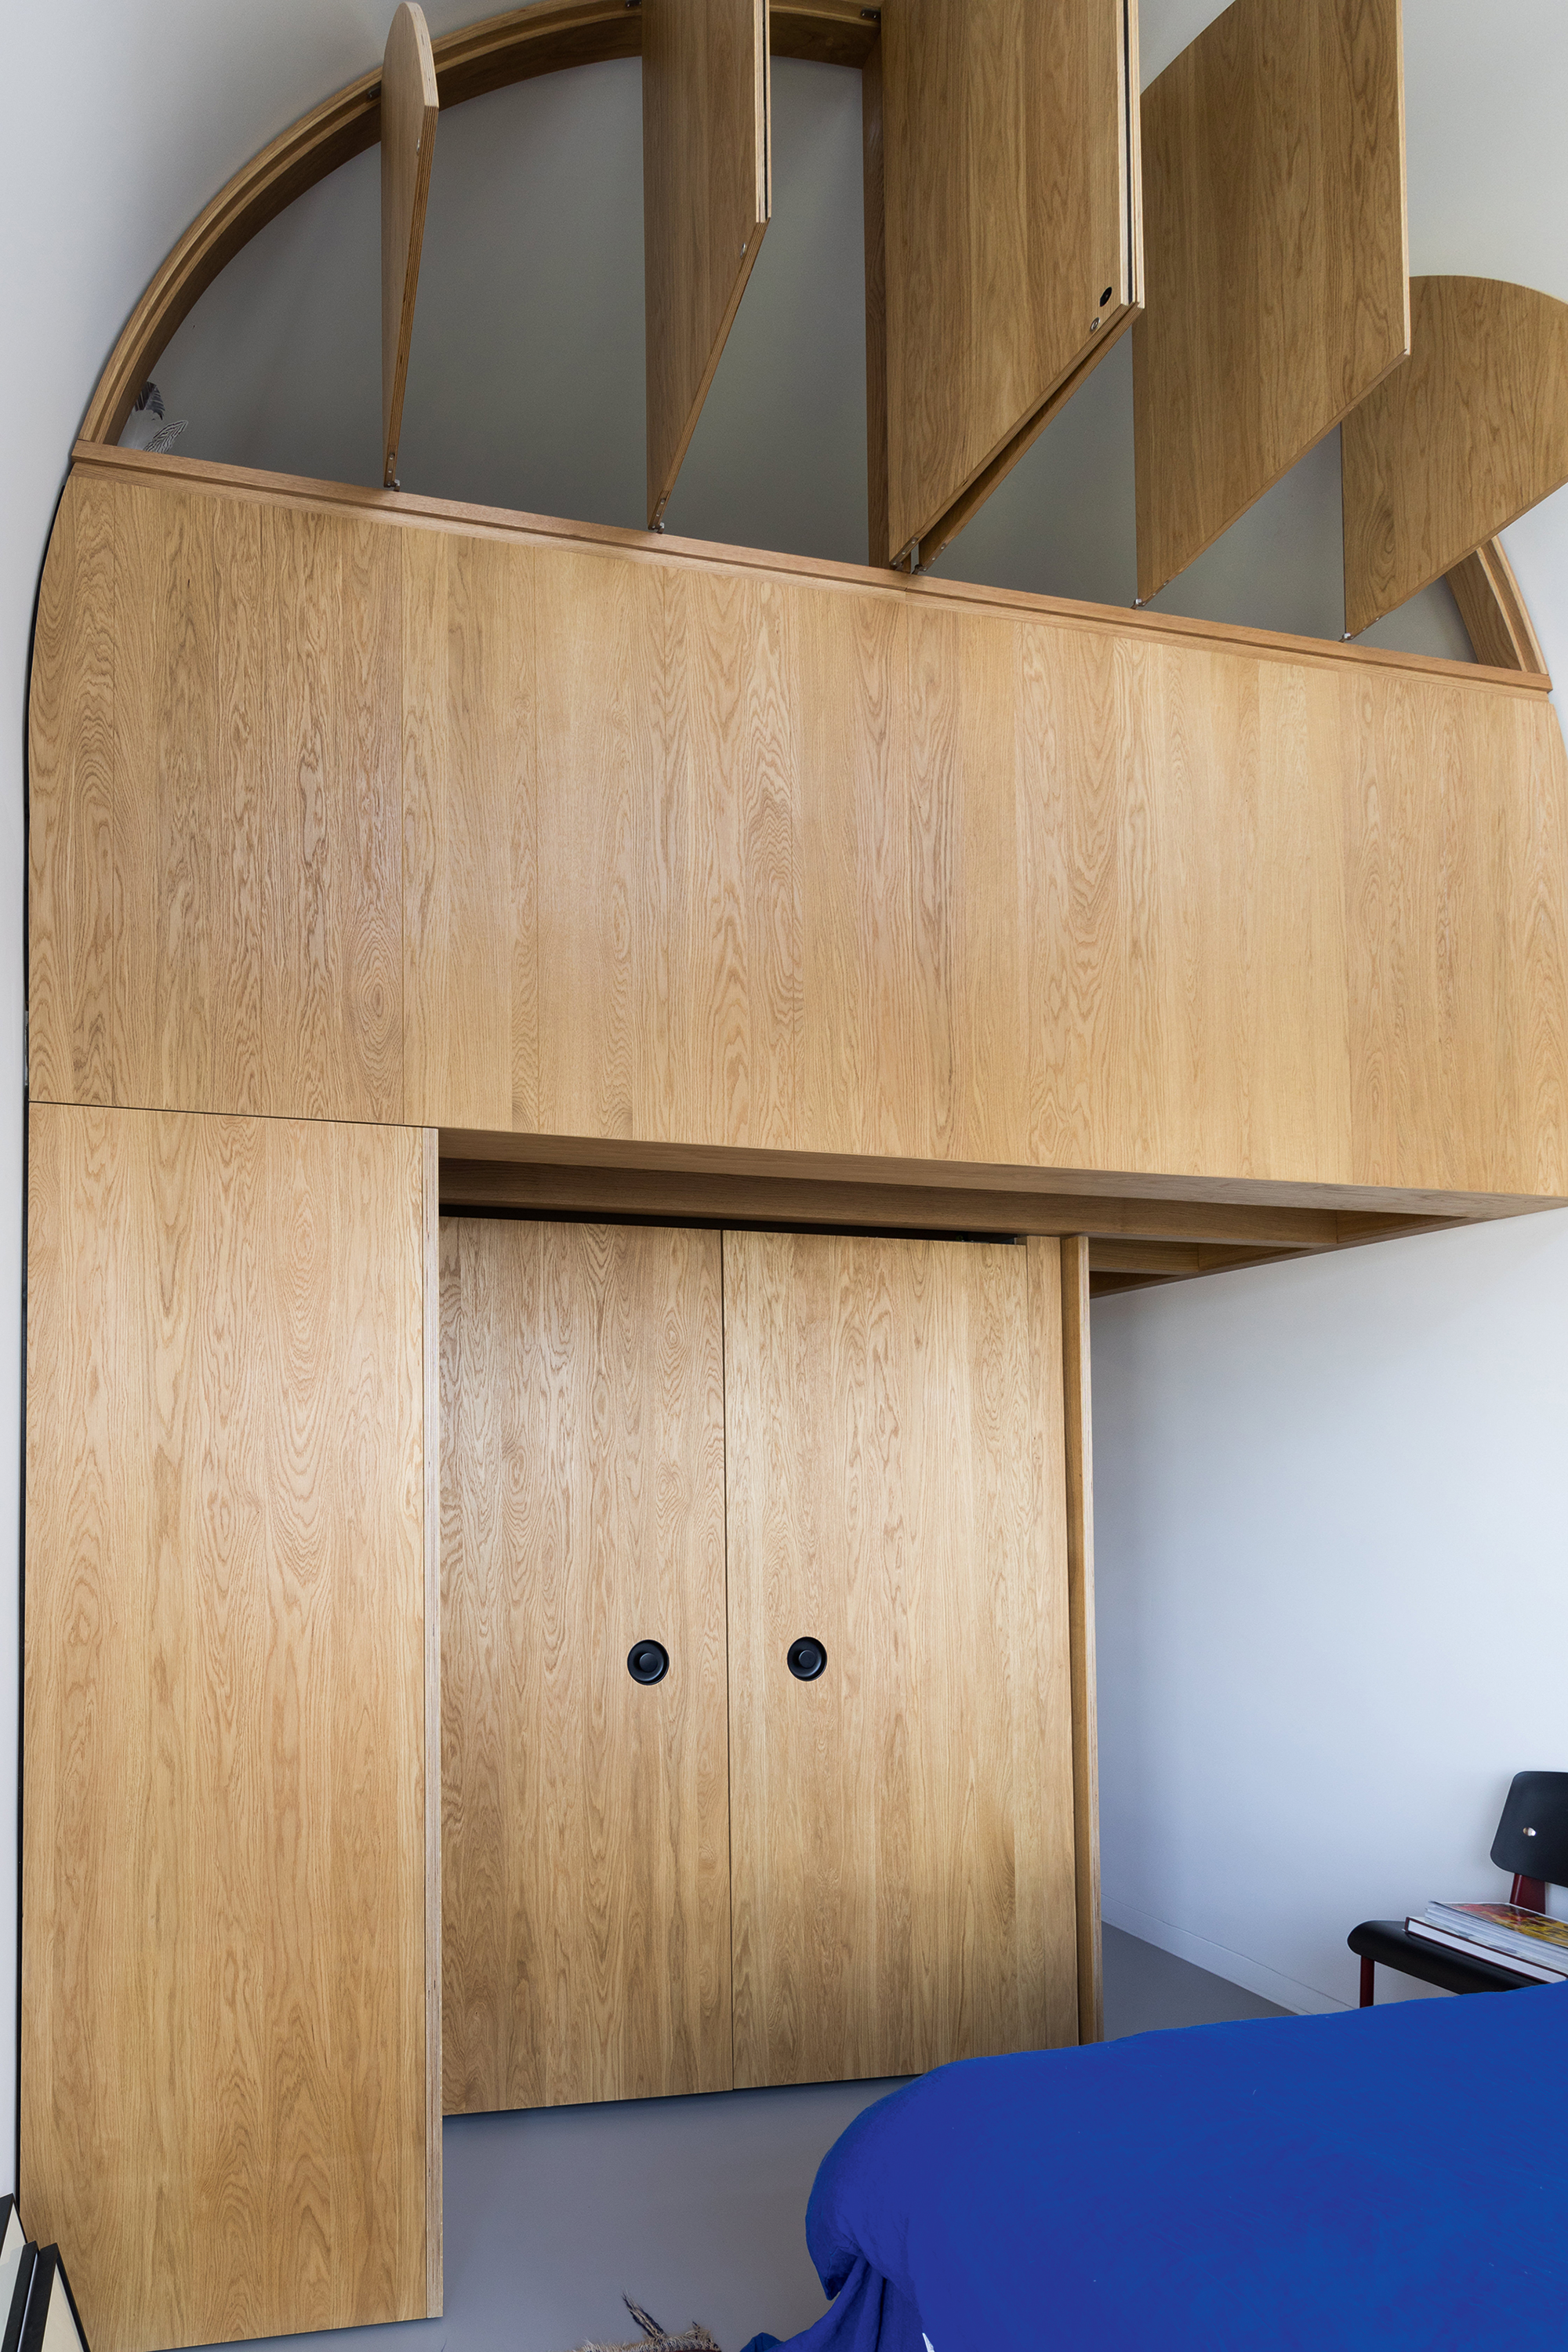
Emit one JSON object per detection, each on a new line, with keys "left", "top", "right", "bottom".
{"left": 1343, "top": 275, "right": 1568, "bottom": 637}
{"left": 1134, "top": 0, "right": 1409, "bottom": 603}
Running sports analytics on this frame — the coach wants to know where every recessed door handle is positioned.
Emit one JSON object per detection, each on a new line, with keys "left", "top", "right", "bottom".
{"left": 627, "top": 1640, "right": 670, "bottom": 1685}
{"left": 786, "top": 1636, "right": 826, "bottom": 1682}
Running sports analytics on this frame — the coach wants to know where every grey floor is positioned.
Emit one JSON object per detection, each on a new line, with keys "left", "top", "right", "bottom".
{"left": 189, "top": 1932, "right": 1287, "bottom": 2352}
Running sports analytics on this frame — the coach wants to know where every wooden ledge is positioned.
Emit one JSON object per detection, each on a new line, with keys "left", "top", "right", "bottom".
{"left": 71, "top": 441, "right": 1555, "bottom": 695}
{"left": 437, "top": 1128, "right": 1559, "bottom": 1232}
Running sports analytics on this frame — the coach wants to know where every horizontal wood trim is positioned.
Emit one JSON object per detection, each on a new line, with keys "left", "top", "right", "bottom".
{"left": 67, "top": 443, "right": 1554, "bottom": 695}
{"left": 79, "top": 0, "right": 873, "bottom": 447}
{"left": 434, "top": 1127, "right": 1559, "bottom": 1221}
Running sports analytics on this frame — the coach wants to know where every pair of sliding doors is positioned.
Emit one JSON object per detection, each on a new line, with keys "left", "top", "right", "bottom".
{"left": 440, "top": 1220, "right": 1081, "bottom": 2113}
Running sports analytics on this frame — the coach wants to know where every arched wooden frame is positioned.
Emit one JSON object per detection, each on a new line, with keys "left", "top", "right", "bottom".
{"left": 81, "top": 0, "right": 879, "bottom": 448}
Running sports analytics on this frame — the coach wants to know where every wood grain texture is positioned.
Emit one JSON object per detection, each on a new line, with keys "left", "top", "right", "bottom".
{"left": 30, "top": 470, "right": 402, "bottom": 1123}
{"left": 382, "top": 4, "right": 439, "bottom": 489}
{"left": 440, "top": 1218, "right": 731, "bottom": 2113}
{"left": 1058, "top": 1236, "right": 1101, "bottom": 2044}
{"left": 1134, "top": 0, "right": 1409, "bottom": 601}
{"left": 23, "top": 1104, "right": 434, "bottom": 2352}
{"left": 882, "top": 0, "right": 1138, "bottom": 565}
{"left": 533, "top": 549, "right": 801, "bottom": 1148}
{"left": 725, "top": 1229, "right": 1078, "bottom": 2085}
{"left": 72, "top": 437, "right": 1549, "bottom": 691}
{"left": 437, "top": 1153, "right": 1467, "bottom": 1250}
{"left": 860, "top": 36, "right": 888, "bottom": 570}
{"left": 1447, "top": 539, "right": 1550, "bottom": 681}
{"left": 79, "top": 2, "right": 872, "bottom": 449}
{"left": 401, "top": 528, "right": 537, "bottom": 1129}
{"left": 1344, "top": 276, "right": 1568, "bottom": 636}
{"left": 642, "top": 0, "right": 769, "bottom": 526}
{"left": 421, "top": 1131, "right": 443, "bottom": 2314}
{"left": 32, "top": 459, "right": 1568, "bottom": 1207}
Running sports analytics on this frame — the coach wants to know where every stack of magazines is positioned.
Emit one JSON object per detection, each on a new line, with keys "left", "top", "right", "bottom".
{"left": 1406, "top": 1901, "right": 1568, "bottom": 1982}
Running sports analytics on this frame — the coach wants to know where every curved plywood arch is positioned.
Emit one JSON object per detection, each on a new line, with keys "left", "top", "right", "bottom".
{"left": 1343, "top": 274, "right": 1568, "bottom": 637}
{"left": 79, "top": 0, "right": 876, "bottom": 448}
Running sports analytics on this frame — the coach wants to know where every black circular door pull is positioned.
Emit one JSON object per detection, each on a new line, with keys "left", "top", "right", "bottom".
{"left": 786, "top": 1636, "right": 826, "bottom": 1682}
{"left": 627, "top": 1639, "right": 670, "bottom": 1686}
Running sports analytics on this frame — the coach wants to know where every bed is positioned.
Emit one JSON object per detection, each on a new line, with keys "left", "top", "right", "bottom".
{"left": 742, "top": 1983, "right": 1567, "bottom": 2350}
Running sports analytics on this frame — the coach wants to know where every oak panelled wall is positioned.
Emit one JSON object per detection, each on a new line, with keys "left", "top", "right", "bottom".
{"left": 24, "top": 1106, "right": 440, "bottom": 2352}
{"left": 31, "top": 449, "right": 1568, "bottom": 1208}
{"left": 23, "top": 426, "right": 1568, "bottom": 2352}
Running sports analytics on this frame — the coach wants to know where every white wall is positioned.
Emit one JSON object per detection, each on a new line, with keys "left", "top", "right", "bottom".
{"left": 1094, "top": 1212, "right": 1568, "bottom": 2014}
{"left": 5, "top": 0, "right": 1568, "bottom": 2210}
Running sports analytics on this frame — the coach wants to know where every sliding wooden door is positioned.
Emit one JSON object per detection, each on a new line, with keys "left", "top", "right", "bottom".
{"left": 24, "top": 1105, "right": 438, "bottom": 2352}
{"left": 440, "top": 1219, "right": 731, "bottom": 2112}
{"left": 724, "top": 1230, "right": 1080, "bottom": 2086}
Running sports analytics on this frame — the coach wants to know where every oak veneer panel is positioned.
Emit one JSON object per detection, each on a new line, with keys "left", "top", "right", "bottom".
{"left": 440, "top": 1218, "right": 731, "bottom": 2113}
{"left": 1343, "top": 676, "right": 1568, "bottom": 1195}
{"left": 1021, "top": 626, "right": 1356, "bottom": 1185}
{"left": 881, "top": 0, "right": 1138, "bottom": 566}
{"left": 725, "top": 1229, "right": 1079, "bottom": 2085}
{"left": 1134, "top": 0, "right": 1409, "bottom": 601}
{"left": 28, "top": 470, "right": 114, "bottom": 1108}
{"left": 29, "top": 472, "right": 403, "bottom": 1123}
{"left": 534, "top": 550, "right": 802, "bottom": 1148}
{"left": 381, "top": 3, "right": 439, "bottom": 490}
{"left": 32, "top": 463, "right": 1568, "bottom": 1203}
{"left": 1343, "top": 277, "right": 1568, "bottom": 637}
{"left": 1059, "top": 1235, "right": 1102, "bottom": 2045}
{"left": 643, "top": 0, "right": 769, "bottom": 527}
{"left": 798, "top": 595, "right": 1029, "bottom": 1163}
{"left": 23, "top": 1104, "right": 434, "bottom": 2352}
{"left": 402, "top": 530, "right": 538, "bottom": 1130}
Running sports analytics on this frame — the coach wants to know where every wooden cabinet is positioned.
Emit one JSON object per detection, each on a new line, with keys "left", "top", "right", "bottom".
{"left": 441, "top": 1221, "right": 1087, "bottom": 2108}
{"left": 23, "top": 1106, "right": 440, "bottom": 2352}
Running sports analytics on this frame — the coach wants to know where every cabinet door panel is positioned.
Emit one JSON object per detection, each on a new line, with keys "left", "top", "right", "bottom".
{"left": 724, "top": 1230, "right": 1078, "bottom": 2086}
{"left": 441, "top": 1219, "right": 731, "bottom": 2112}
{"left": 881, "top": 0, "right": 1140, "bottom": 566}
{"left": 24, "top": 1105, "right": 435, "bottom": 2352}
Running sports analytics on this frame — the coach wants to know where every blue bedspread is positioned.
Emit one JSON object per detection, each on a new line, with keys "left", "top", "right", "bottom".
{"left": 748, "top": 1984, "right": 1568, "bottom": 2351}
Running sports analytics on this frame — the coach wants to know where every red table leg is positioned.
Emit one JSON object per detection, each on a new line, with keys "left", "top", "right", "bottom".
{"left": 1359, "top": 1955, "right": 1375, "bottom": 2008}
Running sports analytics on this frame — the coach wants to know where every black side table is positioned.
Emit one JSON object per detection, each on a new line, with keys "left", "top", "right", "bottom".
{"left": 1348, "top": 1918, "right": 1545, "bottom": 2005}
